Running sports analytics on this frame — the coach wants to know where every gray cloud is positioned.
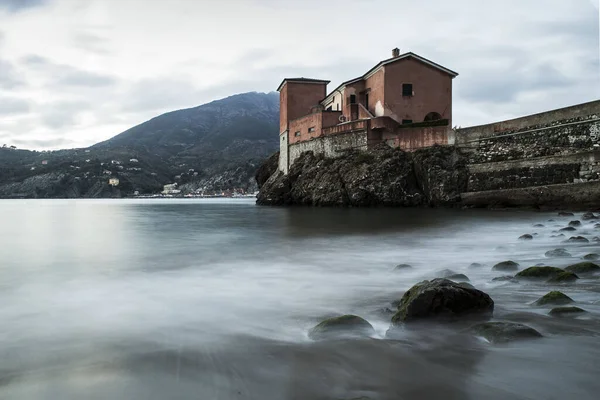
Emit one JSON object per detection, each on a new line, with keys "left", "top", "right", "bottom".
{"left": 0, "top": 97, "right": 30, "bottom": 115}
{"left": 0, "top": 0, "right": 48, "bottom": 13}
{"left": 0, "top": 59, "right": 23, "bottom": 89}
{"left": 20, "top": 54, "right": 117, "bottom": 88}
{"left": 39, "top": 100, "right": 92, "bottom": 130}
{"left": 8, "top": 137, "right": 72, "bottom": 149}
{"left": 72, "top": 32, "right": 111, "bottom": 55}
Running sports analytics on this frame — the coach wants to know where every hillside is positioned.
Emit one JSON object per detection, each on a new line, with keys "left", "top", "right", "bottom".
{"left": 0, "top": 92, "right": 280, "bottom": 198}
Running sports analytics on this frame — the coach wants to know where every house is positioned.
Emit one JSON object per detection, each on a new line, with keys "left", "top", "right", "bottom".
{"left": 162, "top": 183, "right": 180, "bottom": 195}
{"left": 108, "top": 178, "right": 120, "bottom": 186}
{"left": 277, "top": 48, "right": 458, "bottom": 173}
{"left": 130, "top": 158, "right": 139, "bottom": 163}
{"left": 41, "top": 160, "right": 48, "bottom": 165}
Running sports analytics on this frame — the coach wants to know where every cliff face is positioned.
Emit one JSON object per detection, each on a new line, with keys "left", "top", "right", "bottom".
{"left": 257, "top": 145, "right": 467, "bottom": 207}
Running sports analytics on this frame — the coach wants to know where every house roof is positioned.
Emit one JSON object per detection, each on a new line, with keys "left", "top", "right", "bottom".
{"left": 276, "top": 78, "right": 331, "bottom": 92}
{"left": 321, "top": 52, "right": 458, "bottom": 104}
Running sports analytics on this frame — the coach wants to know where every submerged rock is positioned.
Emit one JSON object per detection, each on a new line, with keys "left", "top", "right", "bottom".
{"left": 308, "top": 315, "right": 375, "bottom": 340}
{"left": 394, "top": 263, "right": 413, "bottom": 271}
{"left": 391, "top": 278, "right": 494, "bottom": 324}
{"left": 436, "top": 269, "right": 459, "bottom": 278}
{"left": 547, "top": 271, "right": 579, "bottom": 283}
{"left": 549, "top": 306, "right": 587, "bottom": 317}
{"left": 558, "top": 212, "right": 575, "bottom": 217}
{"left": 492, "top": 260, "right": 520, "bottom": 272}
{"left": 492, "top": 275, "right": 517, "bottom": 283}
{"left": 582, "top": 212, "right": 599, "bottom": 220}
{"left": 559, "top": 227, "right": 577, "bottom": 232}
{"left": 519, "top": 234, "right": 533, "bottom": 240}
{"left": 533, "top": 224, "right": 545, "bottom": 228}
{"left": 515, "top": 266, "right": 564, "bottom": 279}
{"left": 564, "top": 236, "right": 590, "bottom": 243}
{"left": 565, "top": 262, "right": 600, "bottom": 274}
{"left": 468, "top": 262, "right": 484, "bottom": 269}
{"left": 568, "top": 220, "right": 582, "bottom": 227}
{"left": 534, "top": 291, "right": 574, "bottom": 306}
{"left": 545, "top": 248, "right": 571, "bottom": 258}
{"left": 446, "top": 273, "right": 470, "bottom": 282}
{"left": 583, "top": 253, "right": 600, "bottom": 260}
{"left": 468, "top": 322, "right": 542, "bottom": 343}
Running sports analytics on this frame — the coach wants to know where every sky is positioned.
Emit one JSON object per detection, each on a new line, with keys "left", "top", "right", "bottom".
{"left": 0, "top": 0, "right": 599, "bottom": 150}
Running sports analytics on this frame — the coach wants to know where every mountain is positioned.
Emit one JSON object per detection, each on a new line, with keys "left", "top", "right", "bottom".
{"left": 0, "top": 92, "right": 280, "bottom": 198}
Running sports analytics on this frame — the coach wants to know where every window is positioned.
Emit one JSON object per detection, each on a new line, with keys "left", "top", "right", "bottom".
{"left": 402, "top": 83, "right": 413, "bottom": 97}
{"left": 326, "top": 106, "right": 332, "bottom": 111}
{"left": 424, "top": 112, "right": 442, "bottom": 122}
{"left": 365, "top": 93, "right": 369, "bottom": 109}
{"left": 294, "top": 131, "right": 301, "bottom": 137}
{"left": 349, "top": 94, "right": 356, "bottom": 104}
{"left": 402, "top": 119, "right": 413, "bottom": 124}
{"left": 308, "top": 127, "right": 316, "bottom": 133}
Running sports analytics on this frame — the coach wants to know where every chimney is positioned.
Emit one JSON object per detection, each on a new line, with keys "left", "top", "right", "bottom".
{"left": 392, "top": 47, "right": 400, "bottom": 58}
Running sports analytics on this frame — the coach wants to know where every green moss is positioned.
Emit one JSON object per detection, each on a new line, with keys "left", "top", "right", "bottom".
{"left": 549, "top": 306, "right": 587, "bottom": 316}
{"left": 583, "top": 253, "right": 600, "bottom": 261}
{"left": 391, "top": 281, "right": 428, "bottom": 323}
{"left": 547, "top": 271, "right": 579, "bottom": 283}
{"left": 469, "top": 322, "right": 542, "bottom": 343}
{"left": 309, "top": 315, "right": 374, "bottom": 340}
{"left": 515, "top": 266, "right": 564, "bottom": 279}
{"left": 492, "top": 260, "right": 520, "bottom": 271}
{"left": 534, "top": 291, "right": 574, "bottom": 306}
{"left": 565, "top": 262, "right": 600, "bottom": 274}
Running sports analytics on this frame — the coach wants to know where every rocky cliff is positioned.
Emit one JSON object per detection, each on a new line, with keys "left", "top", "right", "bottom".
{"left": 257, "top": 145, "right": 467, "bottom": 207}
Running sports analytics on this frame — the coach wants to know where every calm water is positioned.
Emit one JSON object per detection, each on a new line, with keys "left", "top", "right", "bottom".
{"left": 1, "top": 199, "right": 599, "bottom": 399}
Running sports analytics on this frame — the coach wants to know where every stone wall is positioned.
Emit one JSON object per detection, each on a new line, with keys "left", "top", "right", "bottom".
{"left": 288, "top": 131, "right": 368, "bottom": 169}
{"left": 279, "top": 132, "right": 289, "bottom": 174}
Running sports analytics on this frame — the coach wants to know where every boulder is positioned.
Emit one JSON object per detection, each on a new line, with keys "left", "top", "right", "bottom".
{"left": 457, "top": 282, "right": 475, "bottom": 289}
{"left": 545, "top": 248, "right": 571, "bottom": 258}
{"left": 446, "top": 273, "right": 470, "bottom": 282}
{"left": 468, "top": 322, "right": 542, "bottom": 344}
{"left": 568, "top": 220, "right": 582, "bottom": 227}
{"left": 436, "top": 269, "right": 459, "bottom": 278}
{"left": 391, "top": 278, "right": 494, "bottom": 323}
{"left": 558, "top": 212, "right": 575, "bottom": 217}
{"left": 594, "top": 223, "right": 600, "bottom": 229}
{"left": 254, "top": 152, "right": 280, "bottom": 190}
{"left": 492, "top": 260, "right": 520, "bottom": 272}
{"left": 469, "top": 262, "right": 484, "bottom": 269}
{"left": 533, "top": 224, "right": 545, "bottom": 228}
{"left": 564, "top": 236, "right": 589, "bottom": 243}
{"left": 582, "top": 212, "right": 599, "bottom": 220}
{"left": 394, "top": 263, "right": 413, "bottom": 271}
{"left": 534, "top": 291, "right": 574, "bottom": 306}
{"left": 308, "top": 315, "right": 375, "bottom": 340}
{"left": 550, "top": 234, "right": 565, "bottom": 238}
{"left": 518, "top": 234, "right": 533, "bottom": 240}
{"left": 549, "top": 306, "right": 587, "bottom": 316}
{"left": 559, "top": 227, "right": 577, "bottom": 232}
{"left": 492, "top": 275, "right": 517, "bottom": 283}
{"left": 593, "top": 237, "right": 600, "bottom": 242}
{"left": 565, "top": 262, "right": 600, "bottom": 274}
{"left": 583, "top": 253, "right": 600, "bottom": 260}
{"left": 547, "top": 271, "right": 579, "bottom": 283}
{"left": 515, "top": 266, "right": 565, "bottom": 279}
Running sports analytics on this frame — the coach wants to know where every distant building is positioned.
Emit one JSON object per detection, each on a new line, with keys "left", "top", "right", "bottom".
{"left": 103, "top": 170, "right": 112, "bottom": 175}
{"left": 41, "top": 160, "right": 48, "bottom": 165}
{"left": 130, "top": 158, "right": 139, "bottom": 163}
{"left": 108, "top": 178, "right": 120, "bottom": 186}
{"left": 162, "top": 183, "right": 180, "bottom": 195}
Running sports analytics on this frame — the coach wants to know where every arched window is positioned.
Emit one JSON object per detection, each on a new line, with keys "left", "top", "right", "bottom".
{"left": 424, "top": 112, "right": 442, "bottom": 122}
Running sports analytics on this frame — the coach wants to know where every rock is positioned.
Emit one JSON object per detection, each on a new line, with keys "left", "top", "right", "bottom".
{"left": 547, "top": 271, "right": 579, "bottom": 283}
{"left": 568, "top": 220, "right": 582, "bottom": 227}
{"left": 515, "top": 266, "right": 565, "bottom": 279}
{"left": 583, "top": 253, "right": 600, "bottom": 260}
{"left": 492, "top": 260, "right": 520, "bottom": 272}
{"left": 582, "top": 212, "right": 599, "bottom": 220}
{"left": 254, "top": 152, "right": 280, "bottom": 190}
{"left": 549, "top": 306, "right": 587, "bottom": 316}
{"left": 534, "top": 291, "right": 574, "bottom": 306}
{"left": 545, "top": 248, "right": 571, "bottom": 258}
{"left": 565, "top": 262, "right": 600, "bottom": 274}
{"left": 492, "top": 276, "right": 517, "bottom": 283}
{"left": 547, "top": 219, "right": 556, "bottom": 222}
{"left": 593, "top": 237, "right": 600, "bottom": 242}
{"left": 394, "top": 263, "right": 413, "bottom": 271}
{"left": 559, "top": 226, "right": 577, "bottom": 232}
{"left": 550, "top": 234, "right": 565, "bottom": 238}
{"left": 558, "top": 212, "right": 575, "bottom": 217}
{"left": 564, "top": 236, "right": 589, "bottom": 243}
{"left": 308, "top": 315, "right": 375, "bottom": 340}
{"left": 518, "top": 234, "right": 533, "bottom": 240}
{"left": 446, "top": 273, "right": 470, "bottom": 282}
{"left": 457, "top": 282, "right": 475, "bottom": 289}
{"left": 468, "top": 322, "right": 542, "bottom": 343}
{"left": 533, "top": 224, "right": 545, "bottom": 228}
{"left": 436, "top": 269, "right": 459, "bottom": 278}
{"left": 391, "top": 278, "right": 494, "bottom": 323}
{"left": 594, "top": 223, "right": 600, "bottom": 229}
{"left": 469, "top": 262, "right": 484, "bottom": 269}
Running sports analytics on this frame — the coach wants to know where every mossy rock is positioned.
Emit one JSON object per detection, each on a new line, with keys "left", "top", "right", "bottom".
{"left": 568, "top": 220, "right": 582, "bottom": 227}
{"left": 582, "top": 212, "right": 598, "bottom": 220}
{"left": 308, "top": 315, "right": 375, "bottom": 340}
{"left": 469, "top": 262, "right": 484, "bottom": 269}
{"left": 534, "top": 291, "right": 574, "bottom": 306}
{"left": 565, "top": 262, "right": 600, "bottom": 274}
{"left": 394, "top": 263, "right": 413, "bottom": 271}
{"left": 533, "top": 224, "right": 545, "bottom": 228}
{"left": 547, "top": 271, "right": 579, "bottom": 283}
{"left": 492, "top": 260, "right": 520, "bottom": 272}
{"left": 549, "top": 306, "right": 587, "bottom": 317}
{"left": 559, "top": 227, "right": 577, "bottom": 232}
{"left": 583, "top": 253, "right": 600, "bottom": 260}
{"left": 564, "top": 236, "right": 589, "bottom": 243}
{"left": 492, "top": 275, "right": 517, "bottom": 283}
{"left": 519, "top": 234, "right": 533, "bottom": 240}
{"left": 457, "top": 282, "right": 475, "bottom": 289}
{"left": 391, "top": 279, "right": 494, "bottom": 324}
{"left": 545, "top": 248, "right": 571, "bottom": 258}
{"left": 436, "top": 269, "right": 458, "bottom": 278}
{"left": 468, "top": 322, "right": 542, "bottom": 344}
{"left": 515, "top": 266, "right": 564, "bottom": 279}
{"left": 446, "top": 273, "right": 469, "bottom": 282}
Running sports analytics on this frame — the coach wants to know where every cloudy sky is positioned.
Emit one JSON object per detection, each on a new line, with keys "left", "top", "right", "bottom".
{"left": 0, "top": 0, "right": 598, "bottom": 150}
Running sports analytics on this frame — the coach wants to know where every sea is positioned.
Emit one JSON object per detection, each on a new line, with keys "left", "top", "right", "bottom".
{"left": 0, "top": 199, "right": 599, "bottom": 399}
